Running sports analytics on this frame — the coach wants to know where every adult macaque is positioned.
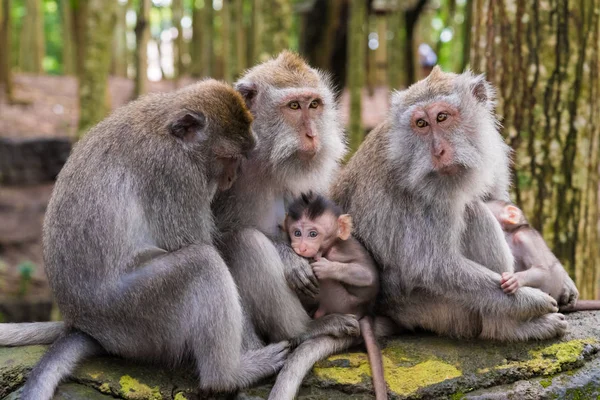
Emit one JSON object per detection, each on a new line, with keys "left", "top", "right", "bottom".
{"left": 332, "top": 67, "right": 567, "bottom": 342}
{"left": 269, "top": 192, "right": 387, "bottom": 400}
{"left": 0, "top": 81, "right": 289, "bottom": 400}
{"left": 212, "top": 52, "right": 353, "bottom": 346}
{"left": 486, "top": 200, "right": 600, "bottom": 312}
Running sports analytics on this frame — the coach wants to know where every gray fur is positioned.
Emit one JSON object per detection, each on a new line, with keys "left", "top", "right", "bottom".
{"left": 0, "top": 322, "right": 64, "bottom": 346}
{"left": 331, "top": 69, "right": 567, "bottom": 341}
{"left": 3, "top": 80, "right": 289, "bottom": 400}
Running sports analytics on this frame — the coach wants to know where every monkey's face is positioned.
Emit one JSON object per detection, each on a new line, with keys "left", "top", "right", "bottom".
{"left": 286, "top": 213, "right": 339, "bottom": 258}
{"left": 387, "top": 67, "right": 506, "bottom": 198}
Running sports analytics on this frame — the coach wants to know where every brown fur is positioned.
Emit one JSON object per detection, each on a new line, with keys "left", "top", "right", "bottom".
{"left": 242, "top": 51, "right": 320, "bottom": 89}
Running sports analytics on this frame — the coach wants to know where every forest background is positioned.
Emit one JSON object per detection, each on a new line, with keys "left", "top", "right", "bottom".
{"left": 0, "top": 0, "right": 598, "bottom": 323}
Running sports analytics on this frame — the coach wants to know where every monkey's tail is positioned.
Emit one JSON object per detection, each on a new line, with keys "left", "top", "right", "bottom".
{"left": 360, "top": 316, "right": 388, "bottom": 400}
{"left": 20, "top": 330, "right": 103, "bottom": 400}
{"left": 0, "top": 321, "right": 65, "bottom": 346}
{"left": 268, "top": 335, "right": 356, "bottom": 400}
{"left": 560, "top": 300, "right": 600, "bottom": 312}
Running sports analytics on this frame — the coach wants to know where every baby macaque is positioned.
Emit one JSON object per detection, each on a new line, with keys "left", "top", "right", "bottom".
{"left": 284, "top": 192, "right": 387, "bottom": 400}
{"left": 486, "top": 200, "right": 600, "bottom": 312}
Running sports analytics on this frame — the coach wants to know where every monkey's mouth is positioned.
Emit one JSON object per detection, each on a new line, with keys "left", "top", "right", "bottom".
{"left": 436, "top": 164, "right": 462, "bottom": 176}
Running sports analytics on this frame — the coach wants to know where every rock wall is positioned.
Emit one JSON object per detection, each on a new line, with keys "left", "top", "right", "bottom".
{"left": 1, "top": 311, "right": 600, "bottom": 399}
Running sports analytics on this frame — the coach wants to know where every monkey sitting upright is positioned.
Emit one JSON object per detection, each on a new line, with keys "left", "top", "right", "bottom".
{"left": 280, "top": 192, "right": 387, "bottom": 400}
{"left": 486, "top": 200, "right": 600, "bottom": 312}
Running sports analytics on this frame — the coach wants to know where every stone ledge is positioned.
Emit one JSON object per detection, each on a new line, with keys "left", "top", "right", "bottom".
{"left": 1, "top": 311, "right": 599, "bottom": 399}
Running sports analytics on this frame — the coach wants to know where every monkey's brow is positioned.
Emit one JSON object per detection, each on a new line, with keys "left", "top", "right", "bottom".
{"left": 282, "top": 92, "right": 322, "bottom": 102}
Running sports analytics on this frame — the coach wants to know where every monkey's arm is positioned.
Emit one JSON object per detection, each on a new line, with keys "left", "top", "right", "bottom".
{"left": 312, "top": 259, "right": 374, "bottom": 288}
{"left": 271, "top": 239, "right": 319, "bottom": 298}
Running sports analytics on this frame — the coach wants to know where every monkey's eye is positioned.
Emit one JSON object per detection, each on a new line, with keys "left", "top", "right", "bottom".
{"left": 289, "top": 101, "right": 300, "bottom": 110}
{"left": 309, "top": 231, "right": 318, "bottom": 238}
{"left": 436, "top": 112, "right": 448, "bottom": 122}
{"left": 294, "top": 230, "right": 302, "bottom": 237}
{"left": 309, "top": 100, "right": 320, "bottom": 109}
{"left": 416, "top": 119, "right": 428, "bottom": 128}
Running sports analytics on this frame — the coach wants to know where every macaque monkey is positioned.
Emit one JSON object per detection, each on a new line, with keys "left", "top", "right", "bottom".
{"left": 272, "top": 192, "right": 387, "bottom": 400}
{"left": 0, "top": 80, "right": 290, "bottom": 400}
{"left": 486, "top": 200, "right": 600, "bottom": 312}
{"left": 332, "top": 67, "right": 567, "bottom": 342}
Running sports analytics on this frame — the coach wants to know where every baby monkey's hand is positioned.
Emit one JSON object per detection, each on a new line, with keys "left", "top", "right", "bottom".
{"left": 311, "top": 257, "right": 336, "bottom": 280}
{"left": 501, "top": 271, "right": 522, "bottom": 294}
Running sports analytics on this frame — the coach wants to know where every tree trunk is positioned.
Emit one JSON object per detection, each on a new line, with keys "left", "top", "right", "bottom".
{"left": 172, "top": 0, "right": 184, "bottom": 78}
{"left": 60, "top": 0, "right": 76, "bottom": 75}
{"left": 233, "top": 0, "right": 246, "bottom": 79}
{"left": 202, "top": 1, "right": 214, "bottom": 77}
{"left": 387, "top": 2, "right": 405, "bottom": 89}
{"left": 18, "top": 0, "right": 45, "bottom": 73}
{"left": 346, "top": 0, "right": 366, "bottom": 155}
{"left": 134, "top": 0, "right": 150, "bottom": 99}
{"left": 249, "top": 0, "right": 262, "bottom": 64}
{"left": 404, "top": 0, "right": 428, "bottom": 85}
{"left": 471, "top": 0, "right": 600, "bottom": 300}
{"left": 190, "top": 1, "right": 203, "bottom": 77}
{"left": 111, "top": 0, "right": 129, "bottom": 77}
{"left": 260, "top": 0, "right": 291, "bottom": 60}
{"left": 0, "top": 0, "right": 13, "bottom": 100}
{"left": 222, "top": 0, "right": 232, "bottom": 82}
{"left": 78, "top": 0, "right": 117, "bottom": 137}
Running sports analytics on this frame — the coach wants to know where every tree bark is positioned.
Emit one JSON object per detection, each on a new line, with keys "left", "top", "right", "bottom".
{"left": 234, "top": 0, "right": 246, "bottom": 78}
{"left": 78, "top": 0, "right": 117, "bottom": 137}
{"left": 134, "top": 0, "right": 150, "bottom": 99}
{"left": 0, "top": 0, "right": 13, "bottom": 100}
{"left": 202, "top": 0, "right": 214, "bottom": 77}
{"left": 260, "top": 0, "right": 291, "bottom": 60}
{"left": 346, "top": 0, "right": 367, "bottom": 155}
{"left": 471, "top": 0, "right": 600, "bottom": 300}
{"left": 387, "top": 2, "right": 405, "bottom": 89}
{"left": 18, "top": 0, "right": 45, "bottom": 73}
{"left": 222, "top": 0, "right": 232, "bottom": 82}
{"left": 250, "top": 0, "right": 262, "bottom": 63}
{"left": 111, "top": 0, "right": 129, "bottom": 77}
{"left": 172, "top": 0, "right": 184, "bottom": 78}
{"left": 71, "top": 0, "right": 88, "bottom": 79}
{"left": 59, "top": 0, "right": 76, "bottom": 75}
{"left": 190, "top": 1, "right": 203, "bottom": 77}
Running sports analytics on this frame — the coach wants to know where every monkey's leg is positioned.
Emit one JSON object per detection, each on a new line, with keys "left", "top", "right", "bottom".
{"left": 221, "top": 229, "right": 313, "bottom": 342}
{"left": 290, "top": 313, "right": 361, "bottom": 347}
{"left": 268, "top": 335, "right": 358, "bottom": 400}
{"left": 480, "top": 313, "right": 567, "bottom": 341}
{"left": 20, "top": 330, "right": 103, "bottom": 400}
{"left": 107, "top": 243, "right": 289, "bottom": 391}
{"left": 462, "top": 200, "right": 514, "bottom": 274}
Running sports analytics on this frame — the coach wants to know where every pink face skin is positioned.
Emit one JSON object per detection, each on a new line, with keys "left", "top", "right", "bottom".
{"left": 411, "top": 101, "right": 461, "bottom": 175}
{"left": 286, "top": 213, "right": 338, "bottom": 258}
{"left": 280, "top": 91, "right": 324, "bottom": 159}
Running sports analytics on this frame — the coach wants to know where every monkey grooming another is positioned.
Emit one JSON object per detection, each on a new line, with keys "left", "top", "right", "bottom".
{"left": 486, "top": 200, "right": 600, "bottom": 312}
{"left": 274, "top": 192, "right": 387, "bottom": 400}
{"left": 0, "top": 80, "right": 289, "bottom": 400}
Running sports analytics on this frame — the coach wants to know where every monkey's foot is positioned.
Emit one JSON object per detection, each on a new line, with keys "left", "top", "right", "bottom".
{"left": 239, "top": 341, "right": 290, "bottom": 380}
{"left": 559, "top": 279, "right": 579, "bottom": 308}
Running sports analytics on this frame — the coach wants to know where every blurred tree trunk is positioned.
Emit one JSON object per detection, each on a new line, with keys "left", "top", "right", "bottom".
{"left": 134, "top": 0, "right": 150, "bottom": 98}
{"left": 249, "top": 0, "right": 262, "bottom": 63}
{"left": 202, "top": 0, "right": 214, "bottom": 77}
{"left": 460, "top": 0, "right": 472, "bottom": 71}
{"left": 0, "top": 0, "right": 13, "bottom": 100}
{"left": 71, "top": 0, "right": 88, "bottom": 79}
{"left": 387, "top": 2, "right": 405, "bottom": 89}
{"left": 260, "top": 0, "right": 291, "bottom": 60}
{"left": 78, "top": 0, "right": 117, "bottom": 137}
{"left": 404, "top": 0, "right": 428, "bottom": 85}
{"left": 111, "top": 0, "right": 129, "bottom": 77}
{"left": 222, "top": 0, "right": 232, "bottom": 82}
{"left": 59, "top": 0, "right": 76, "bottom": 75}
{"left": 18, "top": 0, "right": 45, "bottom": 73}
{"left": 471, "top": 0, "right": 600, "bottom": 299}
{"left": 233, "top": 0, "right": 246, "bottom": 78}
{"left": 346, "top": 0, "right": 366, "bottom": 155}
{"left": 172, "top": 0, "right": 184, "bottom": 78}
{"left": 190, "top": 1, "right": 203, "bottom": 77}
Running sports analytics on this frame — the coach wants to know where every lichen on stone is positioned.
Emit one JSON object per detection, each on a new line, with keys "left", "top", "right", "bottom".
{"left": 118, "top": 375, "right": 162, "bottom": 400}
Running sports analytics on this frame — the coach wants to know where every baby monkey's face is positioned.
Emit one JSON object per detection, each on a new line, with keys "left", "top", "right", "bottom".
{"left": 286, "top": 212, "right": 352, "bottom": 258}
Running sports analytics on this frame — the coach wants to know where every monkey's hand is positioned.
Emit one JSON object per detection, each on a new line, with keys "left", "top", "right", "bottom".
{"left": 559, "top": 276, "right": 579, "bottom": 308}
{"left": 311, "top": 258, "right": 336, "bottom": 280}
{"left": 500, "top": 272, "right": 521, "bottom": 294}
{"left": 274, "top": 241, "right": 320, "bottom": 298}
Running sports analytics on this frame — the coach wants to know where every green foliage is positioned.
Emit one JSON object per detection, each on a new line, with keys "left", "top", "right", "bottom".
{"left": 17, "top": 260, "right": 36, "bottom": 297}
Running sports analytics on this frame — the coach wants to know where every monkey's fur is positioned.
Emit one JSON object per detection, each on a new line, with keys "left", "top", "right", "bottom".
{"left": 486, "top": 200, "right": 600, "bottom": 312}
{"left": 0, "top": 80, "right": 290, "bottom": 400}
{"left": 331, "top": 67, "right": 567, "bottom": 342}
{"left": 274, "top": 192, "right": 387, "bottom": 400}
{"left": 211, "top": 52, "right": 358, "bottom": 397}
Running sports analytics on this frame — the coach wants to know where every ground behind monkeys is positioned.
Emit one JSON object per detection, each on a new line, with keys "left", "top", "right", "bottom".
{"left": 283, "top": 192, "right": 388, "bottom": 400}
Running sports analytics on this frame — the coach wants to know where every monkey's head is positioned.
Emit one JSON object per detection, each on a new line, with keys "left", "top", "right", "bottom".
{"left": 284, "top": 192, "right": 352, "bottom": 258}
{"left": 234, "top": 51, "right": 346, "bottom": 193}
{"left": 164, "top": 80, "right": 256, "bottom": 191}
{"left": 387, "top": 67, "right": 510, "bottom": 200}
{"left": 486, "top": 200, "right": 528, "bottom": 232}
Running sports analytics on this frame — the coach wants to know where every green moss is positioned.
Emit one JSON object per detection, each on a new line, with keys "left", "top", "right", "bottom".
{"left": 98, "top": 383, "right": 111, "bottom": 394}
{"left": 540, "top": 378, "right": 553, "bottom": 388}
{"left": 495, "top": 339, "right": 596, "bottom": 375}
{"left": 173, "top": 393, "right": 188, "bottom": 400}
{"left": 313, "top": 353, "right": 372, "bottom": 385}
{"left": 385, "top": 358, "right": 462, "bottom": 395}
{"left": 118, "top": 375, "right": 162, "bottom": 400}
{"left": 450, "top": 392, "right": 466, "bottom": 400}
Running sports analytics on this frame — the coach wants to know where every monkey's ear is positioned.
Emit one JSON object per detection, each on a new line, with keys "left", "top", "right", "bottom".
{"left": 504, "top": 205, "right": 522, "bottom": 225}
{"left": 169, "top": 111, "right": 207, "bottom": 143}
{"left": 337, "top": 214, "right": 353, "bottom": 241}
{"left": 469, "top": 75, "right": 495, "bottom": 110}
{"left": 235, "top": 82, "right": 258, "bottom": 110}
